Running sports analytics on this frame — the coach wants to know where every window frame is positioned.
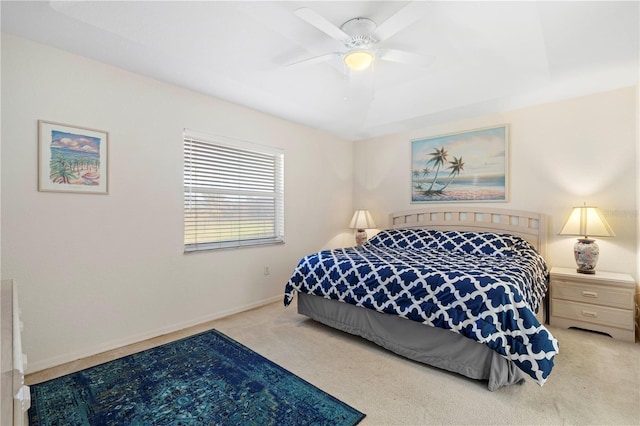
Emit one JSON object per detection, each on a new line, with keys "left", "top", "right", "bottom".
{"left": 183, "top": 129, "right": 284, "bottom": 253}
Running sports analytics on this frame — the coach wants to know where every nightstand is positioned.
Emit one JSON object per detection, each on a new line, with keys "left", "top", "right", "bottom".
{"left": 549, "top": 266, "right": 636, "bottom": 342}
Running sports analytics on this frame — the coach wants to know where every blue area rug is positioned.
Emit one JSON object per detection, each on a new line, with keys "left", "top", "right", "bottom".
{"left": 28, "top": 329, "right": 365, "bottom": 425}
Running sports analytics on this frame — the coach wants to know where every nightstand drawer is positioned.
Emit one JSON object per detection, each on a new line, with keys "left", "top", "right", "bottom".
{"left": 551, "top": 299, "right": 634, "bottom": 330}
{"left": 551, "top": 278, "right": 634, "bottom": 310}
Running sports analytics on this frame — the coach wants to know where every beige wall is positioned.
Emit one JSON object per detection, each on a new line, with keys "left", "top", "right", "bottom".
{"left": 2, "top": 33, "right": 638, "bottom": 373}
{"left": 354, "top": 87, "right": 638, "bottom": 281}
{"left": 1, "top": 34, "right": 353, "bottom": 372}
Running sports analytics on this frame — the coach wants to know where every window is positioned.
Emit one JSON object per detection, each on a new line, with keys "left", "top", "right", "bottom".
{"left": 183, "top": 130, "right": 284, "bottom": 252}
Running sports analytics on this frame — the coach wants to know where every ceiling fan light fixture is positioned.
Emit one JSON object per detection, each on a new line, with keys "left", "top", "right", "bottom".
{"left": 343, "top": 50, "right": 374, "bottom": 71}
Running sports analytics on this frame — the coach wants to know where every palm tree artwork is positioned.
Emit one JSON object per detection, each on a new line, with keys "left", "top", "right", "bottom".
{"left": 411, "top": 125, "right": 507, "bottom": 202}
{"left": 417, "top": 147, "right": 464, "bottom": 195}
{"left": 39, "top": 121, "right": 108, "bottom": 194}
{"left": 49, "top": 154, "right": 77, "bottom": 184}
{"left": 440, "top": 156, "right": 465, "bottom": 191}
{"left": 46, "top": 129, "right": 102, "bottom": 187}
{"left": 425, "top": 146, "right": 449, "bottom": 192}
{"left": 412, "top": 169, "right": 422, "bottom": 190}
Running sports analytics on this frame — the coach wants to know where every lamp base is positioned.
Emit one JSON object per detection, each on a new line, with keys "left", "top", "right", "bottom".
{"left": 355, "top": 229, "right": 368, "bottom": 246}
{"left": 574, "top": 238, "right": 599, "bottom": 274}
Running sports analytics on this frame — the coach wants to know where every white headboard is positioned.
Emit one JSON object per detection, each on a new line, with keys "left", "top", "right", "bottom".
{"left": 390, "top": 207, "right": 548, "bottom": 259}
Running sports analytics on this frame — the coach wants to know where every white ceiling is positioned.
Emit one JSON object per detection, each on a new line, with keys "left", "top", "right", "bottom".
{"left": 2, "top": 1, "right": 639, "bottom": 141}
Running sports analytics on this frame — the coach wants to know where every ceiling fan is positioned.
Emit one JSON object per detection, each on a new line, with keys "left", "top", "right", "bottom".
{"left": 290, "top": 3, "right": 433, "bottom": 72}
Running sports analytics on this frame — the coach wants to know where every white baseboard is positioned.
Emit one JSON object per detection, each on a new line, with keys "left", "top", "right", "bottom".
{"left": 27, "top": 294, "right": 282, "bottom": 374}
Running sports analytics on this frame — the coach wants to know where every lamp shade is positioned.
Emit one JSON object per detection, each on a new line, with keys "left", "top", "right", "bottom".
{"left": 558, "top": 204, "right": 615, "bottom": 238}
{"left": 349, "top": 210, "right": 376, "bottom": 230}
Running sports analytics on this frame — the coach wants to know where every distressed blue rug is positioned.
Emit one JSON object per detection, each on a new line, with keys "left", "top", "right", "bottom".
{"left": 28, "top": 329, "right": 365, "bottom": 425}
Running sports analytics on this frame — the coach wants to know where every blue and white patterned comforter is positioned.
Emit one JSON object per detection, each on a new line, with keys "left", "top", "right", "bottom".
{"left": 284, "top": 229, "right": 559, "bottom": 385}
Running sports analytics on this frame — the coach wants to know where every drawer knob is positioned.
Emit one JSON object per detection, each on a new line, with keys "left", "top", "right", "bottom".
{"left": 581, "top": 291, "right": 598, "bottom": 298}
{"left": 581, "top": 310, "right": 598, "bottom": 318}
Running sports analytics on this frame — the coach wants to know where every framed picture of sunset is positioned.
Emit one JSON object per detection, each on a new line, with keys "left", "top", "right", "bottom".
{"left": 411, "top": 125, "right": 508, "bottom": 203}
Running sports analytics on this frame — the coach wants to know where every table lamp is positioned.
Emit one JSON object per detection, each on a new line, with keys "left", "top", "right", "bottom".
{"left": 349, "top": 210, "right": 376, "bottom": 246}
{"left": 558, "top": 203, "right": 615, "bottom": 274}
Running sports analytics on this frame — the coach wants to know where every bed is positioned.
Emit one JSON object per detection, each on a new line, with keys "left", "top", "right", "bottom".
{"left": 284, "top": 207, "right": 559, "bottom": 391}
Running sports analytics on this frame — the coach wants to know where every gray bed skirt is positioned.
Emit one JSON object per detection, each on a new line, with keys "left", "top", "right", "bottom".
{"left": 297, "top": 292, "right": 526, "bottom": 391}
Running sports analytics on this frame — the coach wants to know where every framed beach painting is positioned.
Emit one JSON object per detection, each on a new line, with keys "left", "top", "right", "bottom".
{"left": 38, "top": 120, "right": 109, "bottom": 194}
{"left": 411, "top": 125, "right": 508, "bottom": 203}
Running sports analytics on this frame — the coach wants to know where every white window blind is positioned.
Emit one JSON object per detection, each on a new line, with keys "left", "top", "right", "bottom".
{"left": 184, "top": 130, "right": 284, "bottom": 252}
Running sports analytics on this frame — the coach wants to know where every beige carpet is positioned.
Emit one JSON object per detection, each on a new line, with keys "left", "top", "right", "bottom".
{"left": 213, "top": 299, "right": 640, "bottom": 426}
{"left": 28, "top": 298, "right": 640, "bottom": 425}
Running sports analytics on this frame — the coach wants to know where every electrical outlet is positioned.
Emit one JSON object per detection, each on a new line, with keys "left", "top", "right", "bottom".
{"left": 264, "top": 266, "right": 270, "bottom": 276}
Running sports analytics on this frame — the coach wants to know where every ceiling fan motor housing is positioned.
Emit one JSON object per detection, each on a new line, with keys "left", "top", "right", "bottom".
{"left": 341, "top": 17, "right": 377, "bottom": 48}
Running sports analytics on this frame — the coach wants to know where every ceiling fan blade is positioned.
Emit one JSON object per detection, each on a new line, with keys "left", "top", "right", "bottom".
{"left": 286, "top": 52, "right": 341, "bottom": 67}
{"left": 294, "top": 7, "right": 349, "bottom": 41}
{"left": 377, "top": 49, "right": 435, "bottom": 67}
{"left": 373, "top": 2, "right": 428, "bottom": 42}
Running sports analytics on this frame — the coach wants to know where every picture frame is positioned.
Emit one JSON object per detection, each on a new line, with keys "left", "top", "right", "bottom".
{"left": 38, "top": 120, "right": 109, "bottom": 194}
{"left": 411, "top": 124, "right": 508, "bottom": 203}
